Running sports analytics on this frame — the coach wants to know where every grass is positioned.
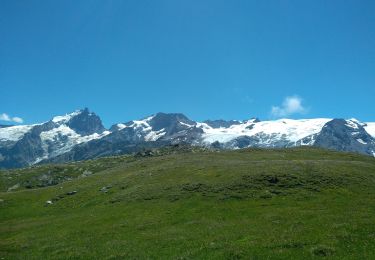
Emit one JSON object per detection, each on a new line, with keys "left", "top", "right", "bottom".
{"left": 1, "top": 146, "right": 375, "bottom": 259}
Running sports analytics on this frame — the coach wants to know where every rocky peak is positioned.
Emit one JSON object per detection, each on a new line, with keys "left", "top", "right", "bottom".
{"left": 314, "top": 119, "right": 375, "bottom": 155}
{"left": 66, "top": 108, "right": 106, "bottom": 135}
{"left": 148, "top": 113, "right": 195, "bottom": 133}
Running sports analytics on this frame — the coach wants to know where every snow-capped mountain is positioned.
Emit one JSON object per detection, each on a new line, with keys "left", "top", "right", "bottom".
{"left": 198, "top": 118, "right": 331, "bottom": 148}
{"left": 0, "top": 108, "right": 110, "bottom": 168}
{"left": 1, "top": 109, "right": 374, "bottom": 168}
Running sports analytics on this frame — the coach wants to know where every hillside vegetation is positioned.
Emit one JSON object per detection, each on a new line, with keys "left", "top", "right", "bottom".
{"left": 1, "top": 147, "right": 375, "bottom": 259}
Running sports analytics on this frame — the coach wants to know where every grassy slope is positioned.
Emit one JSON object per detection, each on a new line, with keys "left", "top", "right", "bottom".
{"left": 1, "top": 147, "right": 375, "bottom": 259}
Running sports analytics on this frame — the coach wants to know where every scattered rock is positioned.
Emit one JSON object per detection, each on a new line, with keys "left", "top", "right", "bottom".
{"left": 80, "top": 170, "right": 93, "bottom": 178}
{"left": 7, "top": 183, "right": 20, "bottom": 192}
{"left": 45, "top": 200, "right": 53, "bottom": 205}
{"left": 311, "top": 245, "right": 335, "bottom": 257}
{"left": 245, "top": 124, "right": 255, "bottom": 130}
{"left": 100, "top": 186, "right": 112, "bottom": 193}
{"left": 267, "top": 176, "right": 279, "bottom": 184}
{"left": 51, "top": 194, "right": 65, "bottom": 202}
{"left": 66, "top": 191, "right": 78, "bottom": 195}
{"left": 38, "top": 174, "right": 51, "bottom": 181}
{"left": 24, "top": 183, "right": 33, "bottom": 189}
{"left": 135, "top": 150, "right": 154, "bottom": 158}
{"left": 36, "top": 173, "right": 59, "bottom": 187}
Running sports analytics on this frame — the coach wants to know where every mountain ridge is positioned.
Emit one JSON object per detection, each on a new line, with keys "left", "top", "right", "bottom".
{"left": 0, "top": 108, "right": 374, "bottom": 168}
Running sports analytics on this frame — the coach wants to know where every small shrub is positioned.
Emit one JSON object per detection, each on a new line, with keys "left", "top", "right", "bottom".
{"left": 311, "top": 245, "right": 335, "bottom": 257}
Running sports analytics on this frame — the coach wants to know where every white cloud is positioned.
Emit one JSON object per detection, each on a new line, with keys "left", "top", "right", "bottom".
{"left": 271, "top": 96, "right": 307, "bottom": 118}
{"left": 0, "top": 113, "right": 24, "bottom": 124}
{"left": 12, "top": 117, "right": 24, "bottom": 123}
{"left": 0, "top": 113, "right": 11, "bottom": 121}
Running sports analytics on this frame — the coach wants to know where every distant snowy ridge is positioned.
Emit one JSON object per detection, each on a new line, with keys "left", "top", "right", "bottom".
{"left": 198, "top": 118, "right": 331, "bottom": 145}
{"left": 0, "top": 109, "right": 374, "bottom": 169}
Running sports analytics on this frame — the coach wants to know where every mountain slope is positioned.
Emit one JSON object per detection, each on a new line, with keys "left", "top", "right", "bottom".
{"left": 1, "top": 147, "right": 375, "bottom": 258}
{"left": 0, "top": 109, "right": 109, "bottom": 168}
{"left": 314, "top": 119, "right": 375, "bottom": 156}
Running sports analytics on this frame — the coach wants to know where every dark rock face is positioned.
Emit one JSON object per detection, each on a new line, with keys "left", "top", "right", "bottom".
{"left": 0, "top": 136, "right": 44, "bottom": 168}
{"left": 0, "top": 122, "right": 57, "bottom": 168}
{"left": 225, "top": 136, "right": 257, "bottom": 149}
{"left": 225, "top": 134, "right": 293, "bottom": 149}
{"left": 251, "top": 118, "right": 261, "bottom": 123}
{"left": 67, "top": 108, "right": 105, "bottom": 135}
{"left": 148, "top": 113, "right": 195, "bottom": 135}
{"left": 314, "top": 119, "right": 375, "bottom": 155}
{"left": 210, "top": 141, "right": 223, "bottom": 149}
{"left": 203, "top": 118, "right": 259, "bottom": 129}
{"left": 161, "top": 126, "right": 204, "bottom": 144}
{"left": 203, "top": 120, "right": 241, "bottom": 128}
{"left": 147, "top": 113, "right": 205, "bottom": 144}
{"left": 295, "top": 134, "right": 318, "bottom": 146}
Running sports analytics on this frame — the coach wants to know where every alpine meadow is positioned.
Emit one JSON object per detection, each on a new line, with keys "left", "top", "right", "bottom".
{"left": 1, "top": 1, "right": 375, "bottom": 259}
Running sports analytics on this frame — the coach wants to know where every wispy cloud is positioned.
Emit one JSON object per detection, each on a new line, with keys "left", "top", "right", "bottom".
{"left": 12, "top": 117, "right": 24, "bottom": 123}
{"left": 0, "top": 113, "right": 24, "bottom": 124}
{"left": 271, "top": 96, "right": 307, "bottom": 118}
{"left": 231, "top": 87, "right": 254, "bottom": 104}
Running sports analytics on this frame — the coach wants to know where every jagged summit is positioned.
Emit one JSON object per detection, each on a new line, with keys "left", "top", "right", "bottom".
{"left": 50, "top": 108, "right": 105, "bottom": 135}
{"left": 147, "top": 112, "right": 195, "bottom": 134}
{"left": 66, "top": 108, "right": 106, "bottom": 135}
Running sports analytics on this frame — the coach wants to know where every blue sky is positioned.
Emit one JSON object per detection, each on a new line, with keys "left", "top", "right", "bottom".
{"left": 1, "top": 1, "right": 374, "bottom": 127}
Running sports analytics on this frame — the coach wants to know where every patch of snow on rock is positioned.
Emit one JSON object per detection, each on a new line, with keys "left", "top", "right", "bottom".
{"left": 357, "top": 139, "right": 367, "bottom": 145}
{"left": 145, "top": 129, "right": 165, "bottom": 141}
{"left": 179, "top": 121, "right": 194, "bottom": 127}
{"left": 116, "top": 116, "right": 166, "bottom": 141}
{"left": 36, "top": 126, "right": 110, "bottom": 163}
{"left": 116, "top": 123, "right": 127, "bottom": 130}
{"left": 345, "top": 119, "right": 360, "bottom": 129}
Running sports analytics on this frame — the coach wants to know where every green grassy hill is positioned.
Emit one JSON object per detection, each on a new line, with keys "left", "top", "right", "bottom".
{"left": 1, "top": 147, "right": 375, "bottom": 259}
